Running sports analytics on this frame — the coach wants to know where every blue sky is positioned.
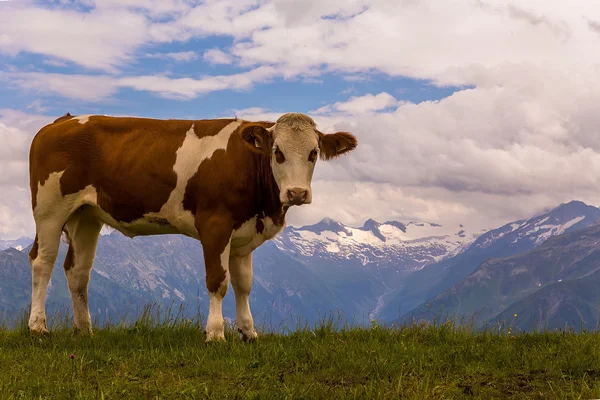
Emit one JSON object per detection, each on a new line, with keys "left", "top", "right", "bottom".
{"left": 1, "top": 0, "right": 600, "bottom": 239}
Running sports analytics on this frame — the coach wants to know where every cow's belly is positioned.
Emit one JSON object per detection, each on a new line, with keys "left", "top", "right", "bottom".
{"left": 91, "top": 206, "right": 185, "bottom": 238}
{"left": 230, "top": 216, "right": 284, "bottom": 257}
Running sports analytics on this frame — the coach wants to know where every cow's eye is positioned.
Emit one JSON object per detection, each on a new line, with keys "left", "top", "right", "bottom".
{"left": 308, "top": 149, "right": 318, "bottom": 162}
{"left": 274, "top": 147, "right": 285, "bottom": 164}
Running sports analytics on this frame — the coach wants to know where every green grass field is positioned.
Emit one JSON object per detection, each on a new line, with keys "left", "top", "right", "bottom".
{"left": 2, "top": 306, "right": 600, "bottom": 399}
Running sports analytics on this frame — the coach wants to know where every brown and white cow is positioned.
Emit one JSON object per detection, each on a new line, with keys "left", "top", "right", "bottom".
{"left": 27, "top": 112, "right": 357, "bottom": 341}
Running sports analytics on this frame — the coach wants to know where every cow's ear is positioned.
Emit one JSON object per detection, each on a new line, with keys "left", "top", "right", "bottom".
{"left": 318, "top": 131, "right": 358, "bottom": 160}
{"left": 239, "top": 124, "right": 273, "bottom": 155}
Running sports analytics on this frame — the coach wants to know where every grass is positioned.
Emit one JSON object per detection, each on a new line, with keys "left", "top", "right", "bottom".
{"left": 2, "top": 305, "right": 600, "bottom": 399}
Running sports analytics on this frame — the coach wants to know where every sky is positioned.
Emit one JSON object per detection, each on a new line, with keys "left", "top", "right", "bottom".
{"left": 2, "top": 0, "right": 600, "bottom": 240}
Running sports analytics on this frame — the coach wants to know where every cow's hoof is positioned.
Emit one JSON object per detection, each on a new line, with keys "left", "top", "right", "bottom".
{"left": 73, "top": 326, "right": 93, "bottom": 336}
{"left": 205, "top": 330, "right": 226, "bottom": 343}
{"left": 29, "top": 327, "right": 50, "bottom": 337}
{"left": 238, "top": 328, "right": 258, "bottom": 342}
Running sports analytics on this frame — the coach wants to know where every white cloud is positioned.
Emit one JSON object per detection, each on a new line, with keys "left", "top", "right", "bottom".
{"left": 203, "top": 48, "right": 234, "bottom": 65}
{"left": 228, "top": 0, "right": 600, "bottom": 87}
{"left": 312, "top": 92, "right": 406, "bottom": 115}
{"left": 118, "top": 66, "right": 278, "bottom": 99}
{"left": 26, "top": 99, "right": 48, "bottom": 113}
{"left": 230, "top": 68, "right": 600, "bottom": 231}
{"left": 0, "top": 110, "right": 54, "bottom": 239}
{"left": 145, "top": 51, "right": 199, "bottom": 62}
{"left": 0, "top": 3, "right": 148, "bottom": 72}
{"left": 0, "top": 72, "right": 119, "bottom": 102}
{"left": 0, "top": 66, "right": 279, "bottom": 101}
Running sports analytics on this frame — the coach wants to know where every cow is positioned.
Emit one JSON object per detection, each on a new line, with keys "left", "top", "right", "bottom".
{"left": 27, "top": 112, "right": 358, "bottom": 342}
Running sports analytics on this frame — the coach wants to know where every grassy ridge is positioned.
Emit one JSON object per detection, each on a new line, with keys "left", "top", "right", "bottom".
{"left": 2, "top": 306, "right": 600, "bottom": 399}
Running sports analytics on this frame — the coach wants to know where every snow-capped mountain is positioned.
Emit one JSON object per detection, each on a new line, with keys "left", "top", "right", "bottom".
{"left": 404, "top": 219, "right": 600, "bottom": 331}
{"left": 381, "top": 200, "right": 600, "bottom": 322}
{"left": 275, "top": 218, "right": 482, "bottom": 271}
{"left": 0, "top": 237, "right": 33, "bottom": 252}
{"left": 471, "top": 200, "right": 599, "bottom": 250}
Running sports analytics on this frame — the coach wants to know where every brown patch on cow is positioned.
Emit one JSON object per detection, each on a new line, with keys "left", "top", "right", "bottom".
{"left": 318, "top": 131, "right": 358, "bottom": 161}
{"left": 194, "top": 212, "right": 234, "bottom": 293}
{"left": 28, "top": 234, "right": 39, "bottom": 263}
{"left": 183, "top": 120, "right": 284, "bottom": 233}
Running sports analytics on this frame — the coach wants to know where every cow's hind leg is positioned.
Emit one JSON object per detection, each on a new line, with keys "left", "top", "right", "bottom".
{"left": 28, "top": 220, "right": 65, "bottom": 334}
{"left": 62, "top": 206, "right": 103, "bottom": 334}
{"left": 230, "top": 253, "right": 258, "bottom": 341}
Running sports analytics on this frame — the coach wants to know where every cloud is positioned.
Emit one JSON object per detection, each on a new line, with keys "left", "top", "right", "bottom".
{"left": 203, "top": 48, "right": 234, "bottom": 65}
{"left": 1, "top": 67, "right": 278, "bottom": 101}
{"left": 588, "top": 19, "right": 600, "bottom": 34}
{"left": 230, "top": 65, "right": 600, "bottom": 231}
{"left": 118, "top": 66, "right": 278, "bottom": 99}
{"left": 475, "top": 1, "right": 571, "bottom": 38}
{"left": 311, "top": 92, "right": 406, "bottom": 115}
{"left": 0, "top": 0, "right": 271, "bottom": 72}
{"left": 0, "top": 71, "right": 119, "bottom": 102}
{"left": 26, "top": 99, "right": 48, "bottom": 113}
{"left": 0, "top": 110, "right": 54, "bottom": 239}
{"left": 144, "top": 51, "right": 199, "bottom": 62}
{"left": 0, "top": 3, "right": 148, "bottom": 72}
{"left": 227, "top": 0, "right": 600, "bottom": 87}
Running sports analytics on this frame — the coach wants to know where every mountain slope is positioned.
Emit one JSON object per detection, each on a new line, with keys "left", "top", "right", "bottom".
{"left": 491, "top": 268, "right": 600, "bottom": 331}
{"left": 402, "top": 220, "right": 600, "bottom": 328}
{"left": 379, "top": 201, "right": 600, "bottom": 321}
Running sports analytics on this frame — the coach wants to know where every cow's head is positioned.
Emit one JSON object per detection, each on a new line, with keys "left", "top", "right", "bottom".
{"left": 239, "top": 113, "right": 358, "bottom": 206}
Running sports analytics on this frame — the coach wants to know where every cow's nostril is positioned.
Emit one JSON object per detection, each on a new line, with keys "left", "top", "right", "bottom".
{"left": 287, "top": 188, "right": 308, "bottom": 205}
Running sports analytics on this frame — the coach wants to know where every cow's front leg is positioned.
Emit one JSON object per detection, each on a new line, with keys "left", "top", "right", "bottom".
{"left": 230, "top": 253, "right": 258, "bottom": 341}
{"left": 196, "top": 214, "right": 233, "bottom": 343}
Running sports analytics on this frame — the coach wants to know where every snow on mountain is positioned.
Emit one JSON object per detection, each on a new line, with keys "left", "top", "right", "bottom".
{"left": 273, "top": 217, "right": 484, "bottom": 270}
{"left": 0, "top": 237, "right": 33, "bottom": 252}
{"left": 472, "top": 200, "right": 600, "bottom": 250}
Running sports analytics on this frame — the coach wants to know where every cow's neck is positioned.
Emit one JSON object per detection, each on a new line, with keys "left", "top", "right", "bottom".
{"left": 254, "top": 152, "right": 287, "bottom": 227}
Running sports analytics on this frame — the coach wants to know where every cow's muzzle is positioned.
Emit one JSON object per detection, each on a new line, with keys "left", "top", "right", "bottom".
{"left": 286, "top": 187, "right": 308, "bottom": 206}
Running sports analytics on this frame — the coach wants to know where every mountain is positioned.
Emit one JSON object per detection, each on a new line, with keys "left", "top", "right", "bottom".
{"left": 0, "top": 217, "right": 476, "bottom": 328}
{"left": 277, "top": 218, "right": 477, "bottom": 269}
{"left": 379, "top": 200, "right": 600, "bottom": 321}
{"left": 2, "top": 201, "right": 599, "bottom": 330}
{"left": 0, "top": 237, "right": 33, "bottom": 252}
{"left": 401, "top": 217, "right": 600, "bottom": 330}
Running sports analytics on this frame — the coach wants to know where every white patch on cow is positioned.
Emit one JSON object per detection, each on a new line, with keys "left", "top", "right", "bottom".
{"left": 230, "top": 216, "right": 285, "bottom": 257}
{"left": 72, "top": 114, "right": 93, "bottom": 124}
{"left": 144, "top": 120, "right": 243, "bottom": 238}
{"left": 34, "top": 171, "right": 99, "bottom": 224}
{"left": 205, "top": 240, "right": 231, "bottom": 342}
